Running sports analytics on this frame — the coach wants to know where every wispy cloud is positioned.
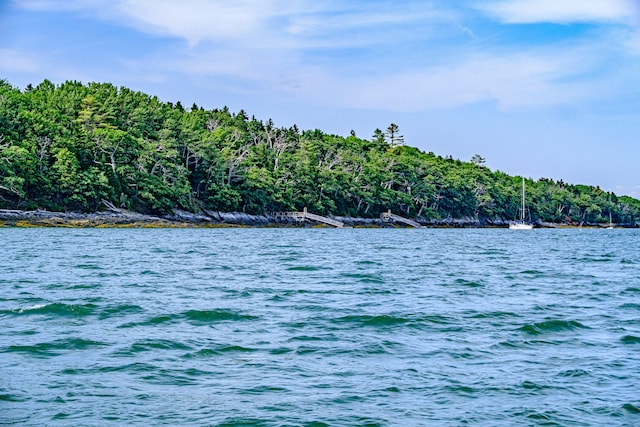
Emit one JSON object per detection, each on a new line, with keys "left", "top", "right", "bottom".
{"left": 478, "top": 0, "right": 637, "bottom": 24}
{"left": 14, "top": 0, "right": 286, "bottom": 45}
{"left": 8, "top": 0, "right": 639, "bottom": 113}
{"left": 288, "top": 46, "right": 617, "bottom": 112}
{"left": 113, "top": 0, "right": 278, "bottom": 45}
{"left": 14, "top": 0, "right": 456, "bottom": 48}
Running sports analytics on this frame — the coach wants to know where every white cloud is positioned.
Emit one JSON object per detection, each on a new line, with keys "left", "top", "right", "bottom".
{"left": 479, "top": 0, "right": 636, "bottom": 24}
{"left": 116, "top": 23, "right": 630, "bottom": 114}
{"left": 13, "top": 0, "right": 454, "bottom": 49}
{"left": 284, "top": 47, "right": 613, "bottom": 112}
{"left": 13, "top": 0, "right": 288, "bottom": 45}
{"left": 8, "top": 0, "right": 638, "bottom": 114}
{"left": 113, "top": 0, "right": 278, "bottom": 45}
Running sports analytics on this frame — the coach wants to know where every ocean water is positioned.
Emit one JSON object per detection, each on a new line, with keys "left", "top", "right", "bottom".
{"left": 1, "top": 227, "right": 639, "bottom": 426}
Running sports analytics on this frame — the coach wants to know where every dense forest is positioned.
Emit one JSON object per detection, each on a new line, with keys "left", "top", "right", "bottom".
{"left": 1, "top": 79, "right": 639, "bottom": 225}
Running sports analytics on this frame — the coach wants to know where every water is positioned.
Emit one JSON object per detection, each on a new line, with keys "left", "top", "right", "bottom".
{"left": 1, "top": 228, "right": 640, "bottom": 426}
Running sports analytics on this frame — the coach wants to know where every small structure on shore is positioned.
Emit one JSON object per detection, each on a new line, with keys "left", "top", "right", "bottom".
{"left": 273, "top": 207, "right": 345, "bottom": 228}
{"left": 380, "top": 210, "right": 422, "bottom": 228}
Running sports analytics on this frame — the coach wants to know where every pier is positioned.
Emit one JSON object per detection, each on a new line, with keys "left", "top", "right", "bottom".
{"left": 380, "top": 210, "right": 422, "bottom": 228}
{"left": 274, "top": 208, "right": 345, "bottom": 228}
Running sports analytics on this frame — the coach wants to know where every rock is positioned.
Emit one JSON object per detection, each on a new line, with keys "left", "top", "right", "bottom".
{"left": 168, "top": 209, "right": 212, "bottom": 222}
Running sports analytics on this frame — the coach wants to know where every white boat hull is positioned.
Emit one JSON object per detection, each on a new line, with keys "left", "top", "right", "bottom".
{"left": 510, "top": 177, "right": 533, "bottom": 229}
{"left": 509, "top": 222, "right": 534, "bottom": 230}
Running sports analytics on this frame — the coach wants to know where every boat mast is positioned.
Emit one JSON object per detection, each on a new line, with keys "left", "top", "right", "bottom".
{"left": 521, "top": 177, "right": 526, "bottom": 221}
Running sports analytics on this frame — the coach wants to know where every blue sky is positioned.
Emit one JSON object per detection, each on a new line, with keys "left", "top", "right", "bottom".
{"left": 1, "top": 0, "right": 639, "bottom": 196}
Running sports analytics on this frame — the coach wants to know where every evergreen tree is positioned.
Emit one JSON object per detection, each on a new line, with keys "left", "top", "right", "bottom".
{"left": 385, "top": 123, "right": 404, "bottom": 147}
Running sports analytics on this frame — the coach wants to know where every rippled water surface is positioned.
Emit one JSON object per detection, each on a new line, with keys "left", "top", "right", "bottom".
{"left": 2, "top": 227, "right": 640, "bottom": 426}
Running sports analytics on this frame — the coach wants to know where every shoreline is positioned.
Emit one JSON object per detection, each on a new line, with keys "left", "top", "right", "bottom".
{"left": 0, "top": 209, "right": 633, "bottom": 229}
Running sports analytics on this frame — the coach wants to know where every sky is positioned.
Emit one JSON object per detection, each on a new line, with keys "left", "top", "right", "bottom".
{"left": 1, "top": 0, "right": 639, "bottom": 197}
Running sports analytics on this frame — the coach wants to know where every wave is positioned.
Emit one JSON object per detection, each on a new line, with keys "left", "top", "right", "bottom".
{"left": 511, "top": 409, "right": 565, "bottom": 425}
{"left": 0, "top": 393, "right": 29, "bottom": 402}
{"left": 469, "top": 311, "right": 519, "bottom": 319}
{"left": 331, "top": 314, "right": 410, "bottom": 327}
{"left": 74, "top": 263, "right": 103, "bottom": 270}
{"left": 215, "top": 417, "right": 275, "bottom": 427}
{"left": 129, "top": 339, "right": 192, "bottom": 353}
{"left": 98, "top": 304, "right": 144, "bottom": 319}
{"left": 519, "top": 269, "right": 545, "bottom": 276}
{"left": 421, "top": 314, "right": 459, "bottom": 325}
{"left": 519, "top": 319, "right": 589, "bottom": 335}
{"left": 94, "top": 364, "right": 211, "bottom": 386}
{"left": 619, "top": 303, "right": 640, "bottom": 310}
{"left": 340, "top": 273, "right": 385, "bottom": 284}
{"left": 118, "top": 314, "right": 178, "bottom": 328}
{"left": 287, "top": 266, "right": 331, "bottom": 271}
{"left": 97, "top": 362, "right": 158, "bottom": 374}
{"left": 182, "top": 345, "right": 257, "bottom": 358}
{"left": 140, "top": 269, "right": 164, "bottom": 276}
{"left": 573, "top": 255, "right": 616, "bottom": 263}
{"left": 295, "top": 345, "right": 323, "bottom": 355}
{"left": 3, "top": 302, "right": 96, "bottom": 317}
{"left": 328, "top": 313, "right": 463, "bottom": 331}
{"left": 244, "top": 385, "right": 289, "bottom": 395}
{"left": 269, "top": 347, "right": 294, "bottom": 355}
{"left": 621, "top": 287, "right": 640, "bottom": 295}
{"left": 5, "top": 302, "right": 145, "bottom": 321}
{"left": 182, "top": 309, "right": 258, "bottom": 324}
{"left": 4, "top": 338, "right": 107, "bottom": 357}
{"left": 288, "top": 334, "right": 327, "bottom": 342}
{"left": 453, "top": 278, "right": 483, "bottom": 287}
{"left": 354, "top": 260, "right": 383, "bottom": 266}
{"left": 558, "top": 369, "right": 591, "bottom": 377}
{"left": 621, "top": 335, "right": 640, "bottom": 344}
{"left": 622, "top": 403, "right": 640, "bottom": 413}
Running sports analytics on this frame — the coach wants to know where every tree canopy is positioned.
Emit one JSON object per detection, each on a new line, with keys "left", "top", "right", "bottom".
{"left": 1, "top": 79, "right": 638, "bottom": 225}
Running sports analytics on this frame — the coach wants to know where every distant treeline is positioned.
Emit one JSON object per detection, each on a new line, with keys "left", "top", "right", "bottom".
{"left": 1, "top": 79, "right": 639, "bottom": 224}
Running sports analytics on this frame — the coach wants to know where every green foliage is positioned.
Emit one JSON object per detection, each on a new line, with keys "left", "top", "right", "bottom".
{"left": 0, "top": 79, "right": 638, "bottom": 224}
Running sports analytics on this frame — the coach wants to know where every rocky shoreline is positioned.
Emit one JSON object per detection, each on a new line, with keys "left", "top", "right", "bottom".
{"left": 0, "top": 208, "right": 630, "bottom": 228}
{"left": 0, "top": 208, "right": 500, "bottom": 228}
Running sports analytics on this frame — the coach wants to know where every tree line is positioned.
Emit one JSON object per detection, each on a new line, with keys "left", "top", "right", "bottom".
{"left": 1, "top": 79, "right": 638, "bottom": 225}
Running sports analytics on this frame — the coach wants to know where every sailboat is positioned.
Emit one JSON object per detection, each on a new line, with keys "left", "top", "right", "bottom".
{"left": 607, "top": 212, "right": 614, "bottom": 229}
{"left": 509, "top": 177, "right": 534, "bottom": 230}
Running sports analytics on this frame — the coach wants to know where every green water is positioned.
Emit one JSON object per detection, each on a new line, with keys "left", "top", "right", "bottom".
{"left": 1, "top": 228, "right": 640, "bottom": 426}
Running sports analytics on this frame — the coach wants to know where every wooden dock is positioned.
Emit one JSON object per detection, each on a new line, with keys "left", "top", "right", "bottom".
{"left": 380, "top": 210, "right": 421, "bottom": 228}
{"left": 274, "top": 208, "right": 345, "bottom": 228}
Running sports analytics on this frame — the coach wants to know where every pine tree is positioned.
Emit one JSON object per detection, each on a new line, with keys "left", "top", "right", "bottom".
{"left": 385, "top": 123, "right": 404, "bottom": 147}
